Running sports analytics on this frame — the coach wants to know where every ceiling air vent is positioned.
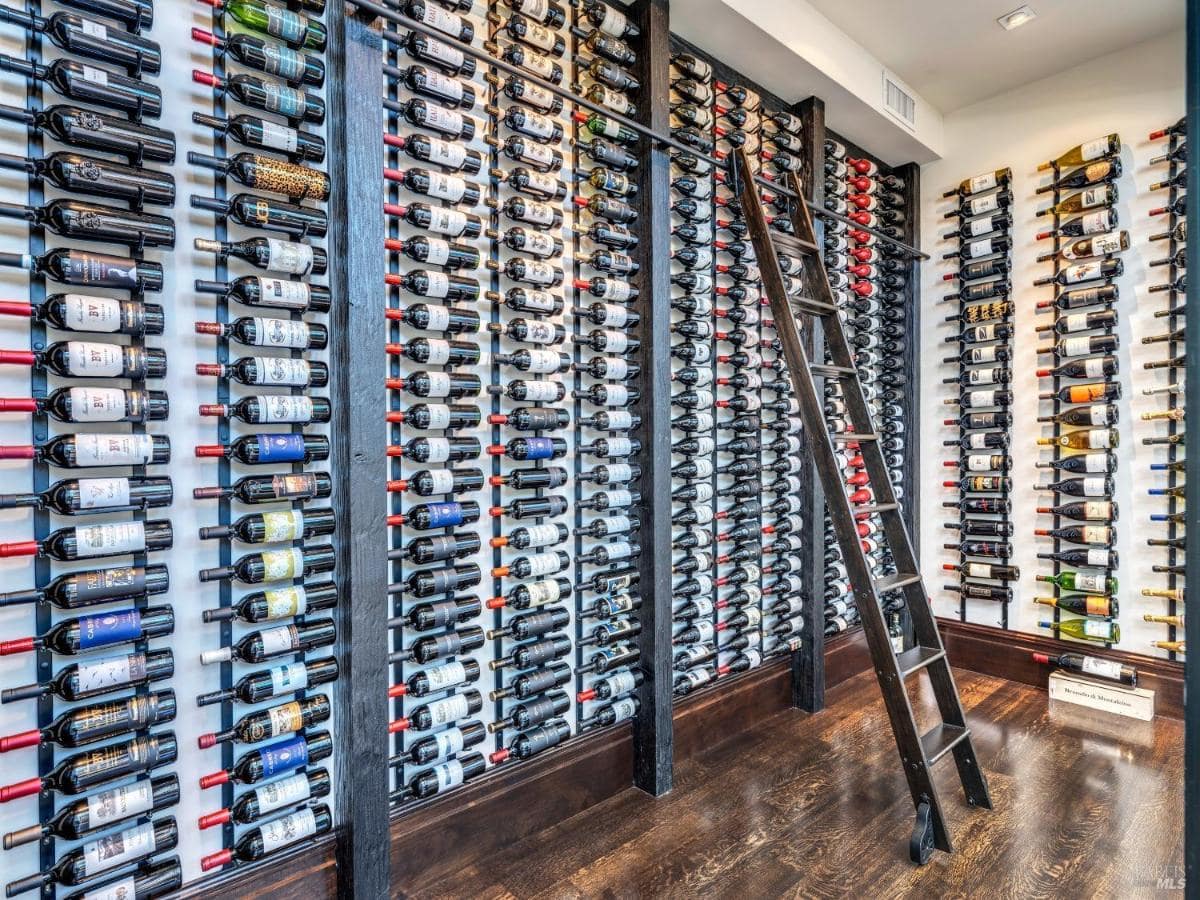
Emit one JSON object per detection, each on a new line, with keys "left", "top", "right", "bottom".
{"left": 882, "top": 69, "right": 916, "bottom": 132}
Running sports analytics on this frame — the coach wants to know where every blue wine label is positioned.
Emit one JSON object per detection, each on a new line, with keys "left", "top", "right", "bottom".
{"left": 259, "top": 734, "right": 310, "bottom": 779}
{"left": 257, "top": 433, "right": 308, "bottom": 463}
{"left": 265, "top": 4, "right": 305, "bottom": 43}
{"left": 261, "top": 43, "right": 305, "bottom": 81}
{"left": 523, "top": 437, "right": 555, "bottom": 460}
{"left": 425, "top": 502, "right": 463, "bottom": 528}
{"left": 261, "top": 82, "right": 305, "bottom": 118}
{"left": 78, "top": 608, "right": 142, "bottom": 650}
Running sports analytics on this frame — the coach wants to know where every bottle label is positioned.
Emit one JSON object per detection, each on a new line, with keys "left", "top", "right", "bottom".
{"left": 252, "top": 357, "right": 312, "bottom": 386}
{"left": 1061, "top": 313, "right": 1090, "bottom": 333}
{"left": 419, "top": 1, "right": 460, "bottom": 35}
{"left": 415, "top": 438, "right": 450, "bottom": 463}
{"left": 594, "top": 515, "right": 632, "bottom": 536}
{"left": 428, "top": 692, "right": 472, "bottom": 725}
{"left": 261, "top": 81, "right": 305, "bottom": 118}
{"left": 968, "top": 193, "right": 1000, "bottom": 216}
{"left": 69, "top": 387, "right": 129, "bottom": 422}
{"left": 519, "top": 260, "right": 559, "bottom": 286}
{"left": 968, "top": 217, "right": 993, "bottom": 237}
{"left": 520, "top": 523, "right": 562, "bottom": 547}
{"left": 520, "top": 199, "right": 558, "bottom": 226}
{"left": 423, "top": 501, "right": 464, "bottom": 528}
{"left": 82, "top": 821, "right": 156, "bottom": 876}
{"left": 516, "top": 436, "right": 554, "bottom": 460}
{"left": 261, "top": 701, "right": 304, "bottom": 739}
{"left": 259, "top": 395, "right": 315, "bottom": 422}
{"left": 77, "top": 476, "right": 132, "bottom": 511}
{"left": 516, "top": 47, "right": 554, "bottom": 78}
{"left": 601, "top": 437, "right": 633, "bottom": 457}
{"left": 82, "top": 876, "right": 138, "bottom": 900}
{"left": 1081, "top": 656, "right": 1123, "bottom": 680}
{"left": 599, "top": 280, "right": 633, "bottom": 302}
{"left": 424, "top": 660, "right": 467, "bottom": 691}
{"left": 260, "top": 807, "right": 318, "bottom": 854}
{"left": 255, "top": 277, "right": 312, "bottom": 309}
{"left": 62, "top": 294, "right": 122, "bottom": 332}
{"left": 1089, "top": 232, "right": 1122, "bottom": 256}
{"left": 1079, "top": 137, "right": 1110, "bottom": 162}
{"left": 74, "top": 523, "right": 146, "bottom": 562}
{"left": 258, "top": 734, "right": 309, "bottom": 778}
{"left": 250, "top": 317, "right": 311, "bottom": 348}
{"left": 426, "top": 172, "right": 467, "bottom": 203}
{"left": 269, "top": 660, "right": 310, "bottom": 694}
{"left": 421, "top": 35, "right": 464, "bottom": 69}
{"left": 514, "top": 230, "right": 554, "bottom": 259}
{"left": 1080, "top": 210, "right": 1109, "bottom": 234}
{"left": 259, "top": 119, "right": 300, "bottom": 154}
{"left": 255, "top": 771, "right": 313, "bottom": 816}
{"left": 259, "top": 624, "right": 300, "bottom": 656}
{"left": 255, "top": 434, "right": 309, "bottom": 464}
{"left": 1080, "top": 477, "right": 1107, "bottom": 496}
{"left": 691, "top": 620, "right": 715, "bottom": 643}
{"left": 260, "top": 42, "right": 304, "bottom": 80}
{"left": 435, "top": 759, "right": 466, "bottom": 790}
{"left": 517, "top": 108, "right": 557, "bottom": 139}
{"left": 683, "top": 668, "right": 711, "bottom": 688}
{"left": 598, "top": 410, "right": 633, "bottom": 429}
{"left": 87, "top": 779, "right": 154, "bottom": 827}
{"left": 80, "top": 64, "right": 108, "bottom": 86}
{"left": 967, "top": 346, "right": 997, "bottom": 364}
{"left": 423, "top": 70, "right": 463, "bottom": 103}
{"left": 1078, "top": 186, "right": 1106, "bottom": 209}
{"left": 523, "top": 551, "right": 566, "bottom": 577}
{"left": 1082, "top": 501, "right": 1111, "bottom": 518}
{"left": 427, "top": 207, "right": 469, "bottom": 236}
{"left": 597, "top": 385, "right": 630, "bottom": 407}
{"left": 966, "top": 455, "right": 991, "bottom": 473}
{"left": 1083, "top": 549, "right": 1111, "bottom": 568}
{"left": 261, "top": 547, "right": 305, "bottom": 581}
{"left": 603, "top": 463, "right": 634, "bottom": 482}
{"left": 1082, "top": 619, "right": 1111, "bottom": 640}
{"left": 423, "top": 103, "right": 464, "bottom": 137}
{"left": 1080, "top": 525, "right": 1109, "bottom": 543}
{"left": 607, "top": 697, "right": 637, "bottom": 723}
{"left": 968, "top": 172, "right": 998, "bottom": 193}
{"left": 258, "top": 510, "right": 305, "bottom": 545}
{"left": 74, "top": 433, "right": 156, "bottom": 467}
{"left": 1064, "top": 262, "right": 1102, "bottom": 285}
{"left": 76, "top": 651, "right": 143, "bottom": 694}
{"left": 416, "top": 338, "right": 450, "bottom": 364}
{"left": 411, "top": 468, "right": 451, "bottom": 494}
{"left": 964, "top": 563, "right": 993, "bottom": 578}
{"left": 601, "top": 492, "right": 634, "bottom": 511}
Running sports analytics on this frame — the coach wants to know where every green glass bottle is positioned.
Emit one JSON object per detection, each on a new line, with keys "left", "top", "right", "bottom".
{"left": 1035, "top": 570, "right": 1118, "bottom": 595}
{"left": 212, "top": 0, "right": 327, "bottom": 52}
{"left": 574, "top": 111, "right": 638, "bottom": 145}
{"left": 1039, "top": 617, "right": 1120, "bottom": 644}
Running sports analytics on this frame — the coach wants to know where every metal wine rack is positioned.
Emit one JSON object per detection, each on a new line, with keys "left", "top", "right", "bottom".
{"left": 940, "top": 168, "right": 1014, "bottom": 627}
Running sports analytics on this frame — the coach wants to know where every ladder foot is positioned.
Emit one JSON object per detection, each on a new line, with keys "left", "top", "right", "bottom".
{"left": 909, "top": 798, "right": 935, "bottom": 866}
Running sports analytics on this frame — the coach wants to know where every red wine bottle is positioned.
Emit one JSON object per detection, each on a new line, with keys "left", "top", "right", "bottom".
{"left": 0, "top": 732, "right": 177, "bottom": 802}
{"left": 0, "top": 53, "right": 161, "bottom": 117}
{"left": 199, "top": 618, "right": 336, "bottom": 665}
{"left": 198, "top": 731, "right": 332, "bottom": 789}
{"left": 197, "top": 694, "right": 330, "bottom": 748}
{"left": 197, "top": 544, "right": 336, "bottom": 585}
{"left": 2, "top": 774, "right": 178, "bottom": 849}
{"left": 0, "top": 7, "right": 160, "bottom": 73}
{"left": 198, "top": 768, "right": 330, "bottom": 830}
{"left": 0, "top": 150, "right": 174, "bottom": 206}
{"left": 189, "top": 150, "right": 329, "bottom": 201}
{"left": 200, "top": 508, "right": 335, "bottom": 545}
{"left": 196, "top": 656, "right": 338, "bottom": 706}
{"left": 0, "top": 605, "right": 173, "bottom": 656}
{"left": 0, "top": 689, "right": 175, "bottom": 752}
{"left": 200, "top": 804, "right": 331, "bottom": 871}
{"left": 0, "top": 247, "right": 163, "bottom": 291}
{"left": 192, "top": 191, "right": 327, "bottom": 237}
{"left": 198, "top": 395, "right": 332, "bottom": 425}
{"left": 0, "top": 293, "right": 165, "bottom": 336}
{"left": 0, "top": 386, "right": 168, "bottom": 422}
{"left": 192, "top": 26, "right": 324, "bottom": 86}
{"left": 194, "top": 111, "right": 325, "bottom": 162}
{"left": 194, "top": 471, "right": 331, "bottom": 505}
{"left": 0, "top": 102, "right": 174, "bottom": 162}
{"left": 0, "top": 198, "right": 174, "bottom": 247}
{"left": 196, "top": 433, "right": 329, "bottom": 465}
{"left": 1, "top": 647, "right": 172, "bottom": 703}
{"left": 0, "top": 474, "right": 172, "bottom": 515}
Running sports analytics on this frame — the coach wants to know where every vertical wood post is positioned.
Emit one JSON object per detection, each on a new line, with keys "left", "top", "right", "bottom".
{"left": 326, "top": 5, "right": 391, "bottom": 897}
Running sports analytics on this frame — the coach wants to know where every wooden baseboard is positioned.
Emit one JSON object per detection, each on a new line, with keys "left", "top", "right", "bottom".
{"left": 938, "top": 617, "right": 1185, "bottom": 720}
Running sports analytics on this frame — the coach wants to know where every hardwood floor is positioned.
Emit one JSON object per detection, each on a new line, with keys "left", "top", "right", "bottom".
{"left": 412, "top": 668, "right": 1185, "bottom": 900}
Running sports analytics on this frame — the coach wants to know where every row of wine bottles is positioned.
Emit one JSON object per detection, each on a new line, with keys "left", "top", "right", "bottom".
{"left": 940, "top": 165, "right": 1015, "bottom": 626}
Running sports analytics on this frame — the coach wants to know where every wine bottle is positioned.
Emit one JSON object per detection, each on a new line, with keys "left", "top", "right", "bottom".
{"left": 196, "top": 656, "right": 338, "bottom": 706}
{"left": 1032, "top": 258, "right": 1122, "bottom": 287}
{"left": 0, "top": 54, "right": 161, "bottom": 117}
{"left": 1, "top": 647, "right": 172, "bottom": 703}
{"left": 1040, "top": 618, "right": 1119, "bottom": 644}
{"left": 192, "top": 192, "right": 327, "bottom": 237}
{"left": 200, "top": 619, "right": 336, "bottom": 666}
{"left": 1036, "top": 184, "right": 1117, "bottom": 218}
{"left": 1035, "top": 208, "right": 1117, "bottom": 240}
{"left": 194, "top": 111, "right": 325, "bottom": 162}
{"left": 0, "top": 474, "right": 171, "bottom": 516}
{"left": 200, "top": 805, "right": 332, "bottom": 871}
{"left": 1036, "top": 570, "right": 1117, "bottom": 594}
{"left": 1036, "top": 545, "right": 1117, "bottom": 568}
{"left": 0, "top": 103, "right": 174, "bottom": 162}
{"left": 195, "top": 237, "right": 327, "bottom": 276}
{"left": 0, "top": 198, "right": 174, "bottom": 248}
{"left": 1031, "top": 650, "right": 1135, "bottom": 685}
{"left": 195, "top": 275, "right": 330, "bottom": 312}
{"left": 0, "top": 732, "right": 177, "bottom": 801}
{"left": 0, "top": 150, "right": 174, "bottom": 207}
{"left": 198, "top": 545, "right": 336, "bottom": 584}
{"left": 390, "top": 754, "right": 485, "bottom": 803}
{"left": 0, "top": 7, "right": 160, "bottom": 73}
{"left": 0, "top": 293, "right": 165, "bottom": 337}
{"left": 0, "top": 689, "right": 175, "bottom": 752}
{"left": 198, "top": 694, "right": 330, "bottom": 748}
{"left": 189, "top": 150, "right": 329, "bottom": 201}
{"left": 199, "top": 731, "right": 332, "bottom": 790}
{"left": 0, "top": 341, "right": 166, "bottom": 380}
{"left": 201, "top": 0, "right": 327, "bottom": 51}
{"left": 0, "top": 605, "right": 173, "bottom": 656}
{"left": 198, "top": 768, "right": 330, "bottom": 830}
{"left": 199, "top": 395, "right": 332, "bottom": 425}
{"left": 1038, "top": 135, "right": 1120, "bottom": 171}
{"left": 192, "top": 26, "right": 324, "bottom": 86}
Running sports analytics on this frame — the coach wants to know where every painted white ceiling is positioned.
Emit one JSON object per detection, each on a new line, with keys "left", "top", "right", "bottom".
{"left": 804, "top": 0, "right": 1185, "bottom": 113}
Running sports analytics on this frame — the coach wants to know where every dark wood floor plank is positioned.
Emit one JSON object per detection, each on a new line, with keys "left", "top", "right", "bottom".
{"left": 415, "top": 669, "right": 1184, "bottom": 900}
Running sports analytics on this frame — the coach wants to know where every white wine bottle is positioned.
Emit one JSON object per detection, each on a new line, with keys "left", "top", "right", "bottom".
{"left": 1038, "top": 134, "right": 1120, "bottom": 171}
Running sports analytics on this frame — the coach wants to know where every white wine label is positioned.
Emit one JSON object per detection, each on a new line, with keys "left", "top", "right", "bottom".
{"left": 260, "top": 120, "right": 300, "bottom": 154}
{"left": 692, "top": 620, "right": 715, "bottom": 642}
{"left": 421, "top": 339, "right": 452, "bottom": 365}
{"left": 1081, "top": 210, "right": 1109, "bottom": 234}
{"left": 523, "top": 200, "right": 558, "bottom": 226}
{"left": 426, "top": 172, "right": 467, "bottom": 202}
{"left": 522, "top": 82, "right": 556, "bottom": 110}
{"left": 77, "top": 476, "right": 131, "bottom": 511}
{"left": 1062, "top": 313, "right": 1089, "bottom": 332}
{"left": 1082, "top": 620, "right": 1111, "bottom": 640}
{"left": 519, "top": 48, "right": 555, "bottom": 78}
{"left": 269, "top": 661, "right": 310, "bottom": 694}
{"left": 428, "top": 207, "right": 469, "bottom": 235}
{"left": 423, "top": 70, "right": 463, "bottom": 103}
{"left": 262, "top": 510, "right": 306, "bottom": 544}
{"left": 1060, "top": 336, "right": 1092, "bottom": 357}
{"left": 425, "top": 661, "right": 467, "bottom": 690}
{"left": 1079, "top": 187, "right": 1105, "bottom": 208}
{"left": 435, "top": 759, "right": 466, "bottom": 790}
{"left": 69, "top": 387, "right": 133, "bottom": 422}
{"left": 523, "top": 231, "right": 557, "bottom": 258}
{"left": 265, "top": 239, "right": 314, "bottom": 276}
{"left": 968, "top": 390, "right": 996, "bottom": 407}
{"left": 1089, "top": 232, "right": 1123, "bottom": 256}
{"left": 422, "top": 105, "right": 463, "bottom": 138}
{"left": 969, "top": 172, "right": 998, "bottom": 193}
{"left": 522, "top": 260, "right": 558, "bottom": 285}
{"left": 81, "top": 876, "right": 137, "bottom": 900}
{"left": 77, "top": 521, "right": 146, "bottom": 558}
{"left": 683, "top": 668, "right": 711, "bottom": 688}
{"left": 967, "top": 368, "right": 996, "bottom": 385}
{"left": 252, "top": 357, "right": 311, "bottom": 386}
{"left": 261, "top": 547, "right": 304, "bottom": 582}
{"left": 1086, "top": 430, "right": 1112, "bottom": 449}
{"left": 968, "top": 346, "right": 998, "bottom": 364}
{"left": 686, "top": 342, "right": 712, "bottom": 363}
{"left": 80, "top": 64, "right": 108, "bottom": 85}
{"left": 76, "top": 654, "right": 135, "bottom": 694}
{"left": 524, "top": 551, "right": 566, "bottom": 576}
{"left": 690, "top": 505, "right": 714, "bottom": 525}
{"left": 260, "top": 395, "right": 315, "bottom": 422}
{"left": 518, "top": 139, "right": 556, "bottom": 166}
{"left": 602, "top": 541, "right": 634, "bottom": 562}
{"left": 517, "top": 289, "right": 560, "bottom": 313}
{"left": 67, "top": 342, "right": 125, "bottom": 377}
{"left": 602, "top": 437, "right": 634, "bottom": 457}
{"left": 964, "top": 563, "right": 993, "bottom": 578}
{"left": 1080, "top": 137, "right": 1110, "bottom": 162}
{"left": 87, "top": 779, "right": 153, "bottom": 826}
{"left": 969, "top": 193, "right": 1000, "bottom": 215}
{"left": 423, "top": 274, "right": 452, "bottom": 304}
{"left": 256, "top": 277, "right": 311, "bottom": 308}
{"left": 1081, "top": 499, "right": 1111, "bottom": 518}
{"left": 422, "top": 303, "right": 452, "bottom": 328}
{"left": 1085, "top": 549, "right": 1111, "bottom": 567}
{"left": 602, "top": 492, "right": 634, "bottom": 510}
{"left": 524, "top": 579, "right": 563, "bottom": 605}
{"left": 602, "top": 463, "right": 635, "bottom": 482}
{"left": 598, "top": 385, "right": 630, "bottom": 406}
{"left": 260, "top": 808, "right": 318, "bottom": 854}
{"left": 255, "top": 772, "right": 313, "bottom": 815}
{"left": 594, "top": 515, "right": 631, "bottom": 534}
{"left": 521, "top": 321, "right": 558, "bottom": 345}
{"left": 74, "top": 433, "right": 156, "bottom": 467}
{"left": 424, "top": 372, "right": 454, "bottom": 396}
{"left": 1081, "top": 477, "right": 1107, "bottom": 496}
{"left": 79, "top": 18, "right": 109, "bottom": 39}
{"left": 600, "top": 280, "right": 633, "bottom": 302}
{"left": 426, "top": 137, "right": 467, "bottom": 168}
{"left": 966, "top": 455, "right": 993, "bottom": 471}
{"left": 511, "top": 380, "right": 556, "bottom": 404}
{"left": 522, "top": 348, "right": 562, "bottom": 373}
{"left": 416, "top": 403, "right": 450, "bottom": 429}
{"left": 1081, "top": 525, "right": 1109, "bottom": 542}
{"left": 420, "top": 2, "right": 459, "bottom": 35}
{"left": 63, "top": 294, "right": 122, "bottom": 332}
{"left": 522, "top": 523, "right": 562, "bottom": 547}
{"left": 82, "top": 821, "right": 155, "bottom": 876}
{"left": 418, "top": 438, "right": 451, "bottom": 463}
{"left": 1083, "top": 358, "right": 1106, "bottom": 378}
{"left": 968, "top": 217, "right": 993, "bottom": 237}
{"left": 1065, "top": 262, "right": 1102, "bottom": 284}
{"left": 1081, "top": 656, "right": 1123, "bottom": 679}
{"left": 431, "top": 727, "right": 466, "bottom": 762}
{"left": 609, "top": 697, "right": 638, "bottom": 722}
{"left": 603, "top": 670, "right": 638, "bottom": 697}
{"left": 259, "top": 624, "right": 299, "bottom": 656}
{"left": 266, "top": 701, "right": 303, "bottom": 737}
{"left": 596, "top": 330, "right": 627, "bottom": 353}
{"left": 520, "top": 109, "right": 557, "bottom": 139}
{"left": 429, "top": 692, "right": 471, "bottom": 725}
{"left": 523, "top": 170, "right": 560, "bottom": 197}
{"left": 965, "top": 237, "right": 994, "bottom": 259}
{"left": 250, "top": 317, "right": 311, "bottom": 348}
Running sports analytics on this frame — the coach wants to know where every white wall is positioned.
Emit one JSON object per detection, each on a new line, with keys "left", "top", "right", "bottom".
{"left": 919, "top": 30, "right": 1186, "bottom": 657}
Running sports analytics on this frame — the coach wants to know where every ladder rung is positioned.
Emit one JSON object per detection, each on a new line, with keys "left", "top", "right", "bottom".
{"left": 895, "top": 645, "right": 946, "bottom": 678}
{"left": 771, "top": 233, "right": 819, "bottom": 256}
{"left": 811, "top": 364, "right": 856, "bottom": 378}
{"left": 790, "top": 297, "right": 838, "bottom": 316}
{"left": 850, "top": 502, "right": 899, "bottom": 516}
{"left": 831, "top": 432, "right": 878, "bottom": 442}
{"left": 920, "top": 723, "right": 971, "bottom": 765}
{"left": 873, "top": 572, "right": 922, "bottom": 593}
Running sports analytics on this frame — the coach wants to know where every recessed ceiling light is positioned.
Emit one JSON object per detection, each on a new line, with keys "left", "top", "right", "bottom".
{"left": 997, "top": 5, "right": 1037, "bottom": 30}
